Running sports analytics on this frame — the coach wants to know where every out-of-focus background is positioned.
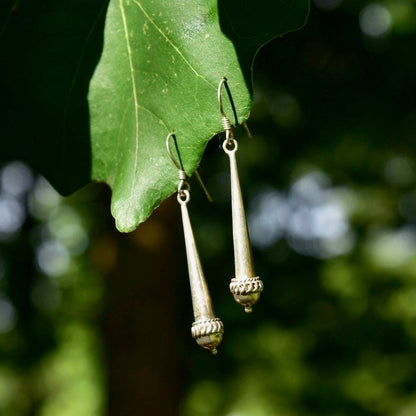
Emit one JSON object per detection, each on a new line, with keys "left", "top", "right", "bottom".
{"left": 1, "top": 1, "right": 416, "bottom": 415}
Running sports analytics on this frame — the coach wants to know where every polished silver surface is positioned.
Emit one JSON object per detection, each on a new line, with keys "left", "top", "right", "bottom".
{"left": 167, "top": 132, "right": 224, "bottom": 354}
{"left": 223, "top": 139, "right": 264, "bottom": 313}
{"left": 179, "top": 193, "right": 224, "bottom": 354}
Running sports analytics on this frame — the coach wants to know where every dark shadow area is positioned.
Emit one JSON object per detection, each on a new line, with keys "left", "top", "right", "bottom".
{"left": 217, "top": 0, "right": 309, "bottom": 96}
{"left": 0, "top": 0, "right": 109, "bottom": 194}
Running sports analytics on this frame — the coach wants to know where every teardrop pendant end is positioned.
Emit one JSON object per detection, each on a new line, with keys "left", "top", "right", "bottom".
{"left": 230, "top": 276, "right": 264, "bottom": 312}
{"left": 191, "top": 318, "right": 224, "bottom": 354}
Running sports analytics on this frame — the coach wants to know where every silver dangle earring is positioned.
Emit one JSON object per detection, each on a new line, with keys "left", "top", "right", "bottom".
{"left": 166, "top": 133, "right": 224, "bottom": 354}
{"left": 218, "top": 77, "right": 264, "bottom": 313}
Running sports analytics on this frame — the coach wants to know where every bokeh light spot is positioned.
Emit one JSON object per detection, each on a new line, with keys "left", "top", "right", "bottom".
{"left": 48, "top": 207, "right": 89, "bottom": 255}
{"left": 0, "top": 196, "right": 26, "bottom": 239}
{"left": 249, "top": 171, "right": 353, "bottom": 258}
{"left": 0, "top": 161, "right": 33, "bottom": 197}
{"left": 28, "top": 177, "right": 62, "bottom": 220}
{"left": 359, "top": 3, "right": 392, "bottom": 38}
{"left": 365, "top": 226, "right": 416, "bottom": 268}
{"left": 248, "top": 189, "right": 290, "bottom": 248}
{"left": 36, "top": 240, "right": 71, "bottom": 277}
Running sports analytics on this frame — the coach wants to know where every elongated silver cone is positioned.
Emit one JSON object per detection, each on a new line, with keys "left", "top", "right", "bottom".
{"left": 179, "top": 192, "right": 224, "bottom": 353}
{"left": 224, "top": 140, "right": 264, "bottom": 313}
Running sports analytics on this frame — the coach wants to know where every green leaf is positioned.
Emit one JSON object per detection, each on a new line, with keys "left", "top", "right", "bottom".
{"left": 89, "top": 0, "right": 309, "bottom": 231}
{"left": 0, "top": 0, "right": 309, "bottom": 232}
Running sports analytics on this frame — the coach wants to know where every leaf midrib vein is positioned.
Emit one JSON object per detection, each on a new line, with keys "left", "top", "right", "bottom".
{"left": 119, "top": 0, "right": 216, "bottom": 212}
{"left": 120, "top": 0, "right": 140, "bottom": 212}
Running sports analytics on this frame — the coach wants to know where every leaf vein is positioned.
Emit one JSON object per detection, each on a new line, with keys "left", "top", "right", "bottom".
{"left": 132, "top": 0, "right": 215, "bottom": 88}
{"left": 120, "top": 0, "right": 140, "bottom": 214}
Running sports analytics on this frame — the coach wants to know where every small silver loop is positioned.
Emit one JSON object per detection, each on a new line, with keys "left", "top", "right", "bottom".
{"left": 222, "top": 138, "right": 238, "bottom": 154}
{"left": 178, "top": 179, "right": 190, "bottom": 193}
{"left": 177, "top": 189, "right": 191, "bottom": 204}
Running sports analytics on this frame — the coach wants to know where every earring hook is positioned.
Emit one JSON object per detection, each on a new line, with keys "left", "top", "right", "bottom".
{"left": 218, "top": 77, "right": 239, "bottom": 128}
{"left": 217, "top": 77, "right": 228, "bottom": 120}
{"left": 166, "top": 132, "right": 213, "bottom": 202}
{"left": 166, "top": 132, "right": 189, "bottom": 201}
{"left": 166, "top": 132, "right": 185, "bottom": 173}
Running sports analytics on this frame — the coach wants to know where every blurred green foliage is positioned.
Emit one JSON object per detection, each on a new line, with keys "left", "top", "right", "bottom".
{"left": 0, "top": 175, "right": 104, "bottom": 415}
{"left": 2, "top": 1, "right": 416, "bottom": 415}
{"left": 181, "top": 1, "right": 416, "bottom": 415}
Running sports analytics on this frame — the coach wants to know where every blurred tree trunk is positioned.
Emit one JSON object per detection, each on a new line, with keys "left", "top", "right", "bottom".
{"left": 93, "top": 193, "right": 186, "bottom": 416}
